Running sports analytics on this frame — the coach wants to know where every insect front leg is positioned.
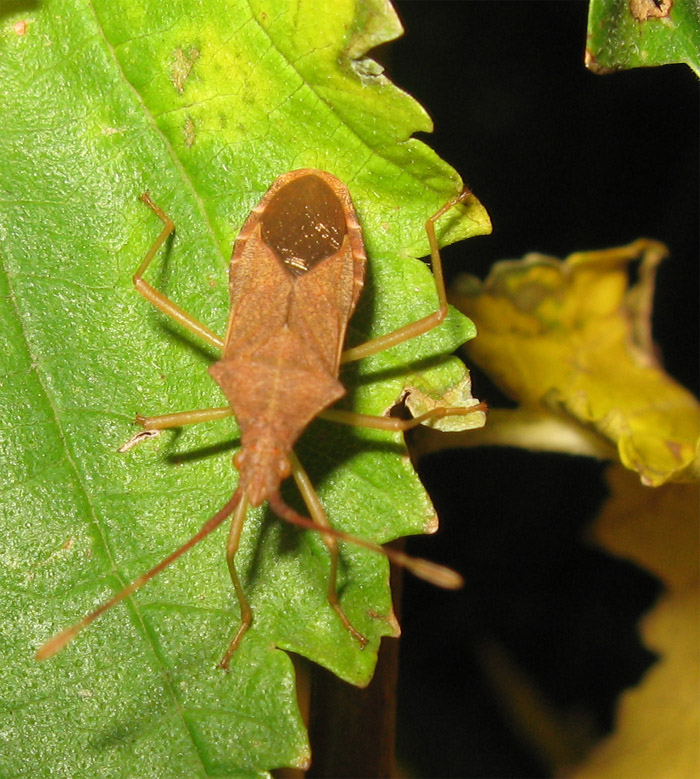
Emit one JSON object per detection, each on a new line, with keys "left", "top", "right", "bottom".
{"left": 340, "top": 189, "right": 472, "bottom": 364}
{"left": 135, "top": 193, "right": 224, "bottom": 351}
{"left": 287, "top": 451, "right": 368, "bottom": 648}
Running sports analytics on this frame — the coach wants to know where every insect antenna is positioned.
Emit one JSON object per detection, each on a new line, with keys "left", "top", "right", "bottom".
{"left": 267, "top": 492, "right": 464, "bottom": 590}
{"left": 36, "top": 488, "right": 244, "bottom": 660}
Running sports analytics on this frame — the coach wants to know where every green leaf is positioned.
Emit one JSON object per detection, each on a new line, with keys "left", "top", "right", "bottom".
{"left": 0, "top": 0, "right": 490, "bottom": 775}
{"left": 586, "top": 0, "right": 700, "bottom": 75}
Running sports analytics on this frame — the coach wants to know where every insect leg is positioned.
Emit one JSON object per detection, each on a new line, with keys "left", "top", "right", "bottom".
{"left": 135, "top": 407, "right": 234, "bottom": 430}
{"left": 135, "top": 193, "right": 224, "bottom": 351}
{"left": 219, "top": 494, "right": 253, "bottom": 669}
{"left": 269, "top": 489, "right": 463, "bottom": 590}
{"left": 286, "top": 451, "right": 368, "bottom": 648}
{"left": 36, "top": 490, "right": 243, "bottom": 661}
{"left": 118, "top": 408, "right": 235, "bottom": 453}
{"left": 340, "top": 189, "right": 472, "bottom": 364}
{"left": 320, "top": 403, "right": 487, "bottom": 432}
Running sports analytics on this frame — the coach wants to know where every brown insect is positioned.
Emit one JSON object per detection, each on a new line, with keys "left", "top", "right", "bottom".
{"left": 36, "top": 169, "right": 482, "bottom": 667}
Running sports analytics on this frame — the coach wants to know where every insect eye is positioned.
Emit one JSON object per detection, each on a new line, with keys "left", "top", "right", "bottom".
{"left": 261, "top": 174, "right": 347, "bottom": 276}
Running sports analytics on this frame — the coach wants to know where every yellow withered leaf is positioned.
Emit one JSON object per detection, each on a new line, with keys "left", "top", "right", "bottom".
{"left": 453, "top": 240, "right": 699, "bottom": 486}
{"left": 570, "top": 465, "right": 700, "bottom": 778}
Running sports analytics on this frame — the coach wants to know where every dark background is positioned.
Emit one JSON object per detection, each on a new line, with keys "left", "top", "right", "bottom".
{"left": 381, "top": 2, "right": 698, "bottom": 777}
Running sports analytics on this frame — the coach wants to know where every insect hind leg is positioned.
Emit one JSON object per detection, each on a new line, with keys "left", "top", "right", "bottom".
{"left": 219, "top": 494, "right": 254, "bottom": 669}
{"left": 272, "top": 452, "right": 368, "bottom": 648}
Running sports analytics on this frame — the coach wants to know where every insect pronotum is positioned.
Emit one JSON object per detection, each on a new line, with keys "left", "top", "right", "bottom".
{"left": 36, "top": 169, "right": 483, "bottom": 667}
